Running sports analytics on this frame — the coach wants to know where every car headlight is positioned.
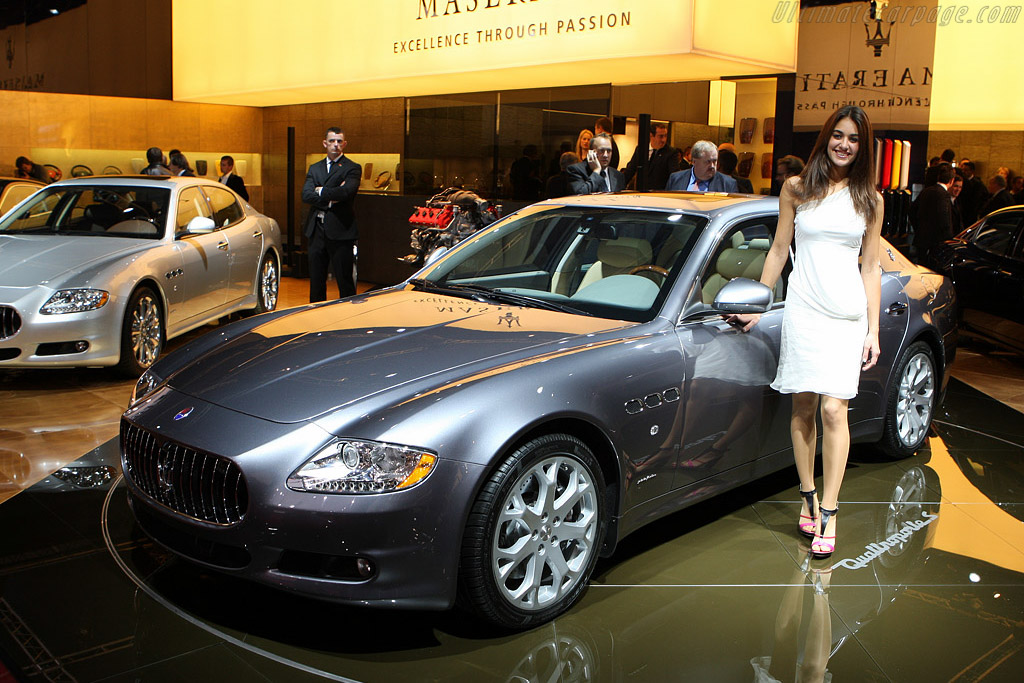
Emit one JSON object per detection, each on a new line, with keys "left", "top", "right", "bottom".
{"left": 287, "top": 439, "right": 438, "bottom": 494}
{"left": 40, "top": 289, "right": 109, "bottom": 314}
{"left": 130, "top": 369, "right": 161, "bottom": 406}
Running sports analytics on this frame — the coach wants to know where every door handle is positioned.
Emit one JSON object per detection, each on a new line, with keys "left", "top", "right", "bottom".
{"left": 886, "top": 301, "right": 907, "bottom": 315}
{"left": 252, "top": 230, "right": 263, "bottom": 238}
{"left": 217, "top": 241, "right": 229, "bottom": 251}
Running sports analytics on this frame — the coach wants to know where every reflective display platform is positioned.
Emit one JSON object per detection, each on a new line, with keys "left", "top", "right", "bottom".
{"left": 1, "top": 378, "right": 1022, "bottom": 682}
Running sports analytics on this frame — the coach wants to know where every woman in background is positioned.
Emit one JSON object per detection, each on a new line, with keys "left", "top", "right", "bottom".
{"left": 574, "top": 129, "right": 593, "bottom": 166}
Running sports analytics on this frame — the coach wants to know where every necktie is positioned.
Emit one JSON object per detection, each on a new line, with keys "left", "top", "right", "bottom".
{"left": 600, "top": 170, "right": 609, "bottom": 191}
{"left": 698, "top": 179, "right": 709, "bottom": 192}
{"left": 326, "top": 160, "right": 333, "bottom": 174}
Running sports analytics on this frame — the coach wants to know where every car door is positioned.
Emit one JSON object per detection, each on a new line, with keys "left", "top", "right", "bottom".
{"left": 202, "top": 185, "right": 260, "bottom": 304}
{"left": 172, "top": 186, "right": 230, "bottom": 320}
{"left": 956, "top": 210, "right": 1023, "bottom": 344}
{"left": 993, "top": 221, "right": 1024, "bottom": 349}
{"left": 672, "top": 216, "right": 789, "bottom": 491}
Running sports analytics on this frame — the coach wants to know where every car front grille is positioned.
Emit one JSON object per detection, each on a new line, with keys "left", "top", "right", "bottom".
{"left": 0, "top": 306, "right": 21, "bottom": 340}
{"left": 121, "top": 419, "right": 248, "bottom": 525}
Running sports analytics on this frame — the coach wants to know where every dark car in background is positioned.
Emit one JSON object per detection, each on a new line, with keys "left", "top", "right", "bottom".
{"left": 121, "top": 192, "right": 958, "bottom": 629}
{"left": 932, "top": 205, "right": 1024, "bottom": 354}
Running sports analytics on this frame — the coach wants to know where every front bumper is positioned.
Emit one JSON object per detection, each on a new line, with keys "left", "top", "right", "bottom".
{"left": 0, "top": 285, "right": 123, "bottom": 367}
{"left": 121, "top": 388, "right": 486, "bottom": 610}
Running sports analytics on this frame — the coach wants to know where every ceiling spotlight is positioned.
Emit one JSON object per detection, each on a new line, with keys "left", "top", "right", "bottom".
{"left": 49, "top": 8, "right": 59, "bottom": 15}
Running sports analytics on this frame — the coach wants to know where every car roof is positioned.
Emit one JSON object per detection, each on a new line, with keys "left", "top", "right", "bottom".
{"left": 534, "top": 191, "right": 779, "bottom": 221}
{"left": 46, "top": 175, "right": 217, "bottom": 189}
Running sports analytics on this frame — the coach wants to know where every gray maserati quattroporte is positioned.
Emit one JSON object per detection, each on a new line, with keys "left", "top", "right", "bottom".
{"left": 121, "top": 192, "right": 957, "bottom": 628}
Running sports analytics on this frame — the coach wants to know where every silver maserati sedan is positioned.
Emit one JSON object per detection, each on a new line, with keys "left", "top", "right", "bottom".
{"left": 121, "top": 192, "right": 957, "bottom": 628}
{"left": 0, "top": 176, "right": 282, "bottom": 375}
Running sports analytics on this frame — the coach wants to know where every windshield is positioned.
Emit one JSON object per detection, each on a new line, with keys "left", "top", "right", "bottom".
{"left": 0, "top": 185, "right": 171, "bottom": 239}
{"left": 419, "top": 206, "right": 706, "bottom": 322}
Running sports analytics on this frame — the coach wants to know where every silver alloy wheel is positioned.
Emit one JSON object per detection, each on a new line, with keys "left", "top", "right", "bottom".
{"left": 895, "top": 351, "right": 934, "bottom": 448}
{"left": 491, "top": 455, "right": 599, "bottom": 611}
{"left": 881, "top": 467, "right": 926, "bottom": 562}
{"left": 260, "top": 257, "right": 278, "bottom": 311}
{"left": 130, "top": 293, "right": 161, "bottom": 368}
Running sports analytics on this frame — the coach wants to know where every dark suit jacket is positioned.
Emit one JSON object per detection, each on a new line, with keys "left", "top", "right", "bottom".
{"left": 302, "top": 155, "right": 362, "bottom": 240}
{"left": 622, "top": 145, "right": 679, "bottom": 191}
{"left": 222, "top": 173, "right": 249, "bottom": 202}
{"left": 729, "top": 174, "right": 754, "bottom": 194}
{"left": 960, "top": 176, "right": 988, "bottom": 225}
{"left": 982, "top": 189, "right": 1016, "bottom": 218}
{"left": 566, "top": 162, "right": 625, "bottom": 195}
{"left": 910, "top": 184, "right": 953, "bottom": 256}
{"left": 544, "top": 172, "right": 572, "bottom": 199}
{"left": 665, "top": 169, "right": 739, "bottom": 193}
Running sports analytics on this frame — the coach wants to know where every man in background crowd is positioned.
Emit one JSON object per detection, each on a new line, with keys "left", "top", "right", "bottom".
{"left": 15, "top": 156, "right": 49, "bottom": 182}
{"left": 218, "top": 155, "right": 249, "bottom": 201}
{"left": 140, "top": 147, "right": 170, "bottom": 175}
{"left": 567, "top": 134, "right": 624, "bottom": 194}
{"left": 666, "top": 140, "right": 738, "bottom": 192}
{"left": 622, "top": 122, "right": 678, "bottom": 191}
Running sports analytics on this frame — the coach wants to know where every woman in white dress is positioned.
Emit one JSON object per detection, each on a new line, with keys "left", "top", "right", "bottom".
{"left": 731, "top": 105, "right": 883, "bottom": 558}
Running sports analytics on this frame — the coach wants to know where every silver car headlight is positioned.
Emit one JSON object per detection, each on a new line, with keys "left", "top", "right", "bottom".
{"left": 287, "top": 439, "right": 437, "bottom": 494}
{"left": 130, "top": 369, "right": 161, "bottom": 406}
{"left": 40, "top": 289, "right": 109, "bottom": 314}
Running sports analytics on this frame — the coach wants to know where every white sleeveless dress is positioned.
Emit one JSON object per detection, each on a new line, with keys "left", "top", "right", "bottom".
{"left": 771, "top": 185, "right": 868, "bottom": 400}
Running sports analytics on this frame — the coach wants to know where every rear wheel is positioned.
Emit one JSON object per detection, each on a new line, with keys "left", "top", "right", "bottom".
{"left": 459, "top": 434, "right": 606, "bottom": 629}
{"left": 255, "top": 253, "right": 278, "bottom": 314}
{"left": 116, "top": 287, "right": 163, "bottom": 377}
{"left": 877, "top": 341, "right": 936, "bottom": 458}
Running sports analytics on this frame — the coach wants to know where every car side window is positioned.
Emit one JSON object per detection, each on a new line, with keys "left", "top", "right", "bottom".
{"left": 0, "top": 184, "right": 39, "bottom": 216}
{"left": 175, "top": 187, "right": 212, "bottom": 236}
{"left": 1009, "top": 225, "right": 1024, "bottom": 262}
{"left": 203, "top": 186, "right": 244, "bottom": 228}
{"left": 700, "top": 216, "right": 786, "bottom": 307}
{"left": 973, "top": 213, "right": 1021, "bottom": 257}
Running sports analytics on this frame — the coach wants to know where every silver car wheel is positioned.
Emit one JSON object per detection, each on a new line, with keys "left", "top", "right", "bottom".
{"left": 130, "top": 292, "right": 162, "bottom": 368}
{"left": 259, "top": 256, "right": 278, "bottom": 311}
{"left": 895, "top": 350, "right": 934, "bottom": 448}
{"left": 491, "top": 455, "right": 599, "bottom": 612}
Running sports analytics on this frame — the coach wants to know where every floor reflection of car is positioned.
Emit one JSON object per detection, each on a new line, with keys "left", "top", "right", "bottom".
{"left": 0, "top": 176, "right": 282, "bottom": 375}
{"left": 0, "top": 177, "right": 46, "bottom": 218}
{"left": 932, "top": 205, "right": 1024, "bottom": 354}
{"left": 121, "top": 192, "right": 958, "bottom": 629}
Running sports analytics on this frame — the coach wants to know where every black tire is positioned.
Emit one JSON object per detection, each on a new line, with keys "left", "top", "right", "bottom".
{"left": 459, "top": 434, "right": 606, "bottom": 630}
{"left": 876, "top": 341, "right": 936, "bottom": 458}
{"left": 116, "top": 287, "right": 163, "bottom": 377}
{"left": 253, "top": 253, "right": 279, "bottom": 314}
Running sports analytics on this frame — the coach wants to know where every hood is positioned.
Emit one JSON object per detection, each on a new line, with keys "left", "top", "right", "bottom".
{"left": 166, "top": 288, "right": 632, "bottom": 422}
{"left": 0, "top": 234, "right": 149, "bottom": 286}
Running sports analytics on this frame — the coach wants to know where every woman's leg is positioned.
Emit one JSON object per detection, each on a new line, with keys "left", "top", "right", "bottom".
{"left": 818, "top": 396, "right": 850, "bottom": 510}
{"left": 791, "top": 392, "right": 819, "bottom": 493}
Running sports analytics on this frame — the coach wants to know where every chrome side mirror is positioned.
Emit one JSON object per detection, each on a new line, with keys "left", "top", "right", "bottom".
{"left": 713, "top": 277, "right": 774, "bottom": 313}
{"left": 185, "top": 216, "right": 215, "bottom": 235}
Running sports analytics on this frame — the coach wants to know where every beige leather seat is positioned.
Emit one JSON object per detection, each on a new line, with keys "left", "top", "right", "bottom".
{"left": 576, "top": 237, "right": 653, "bottom": 292}
{"left": 701, "top": 246, "right": 767, "bottom": 303}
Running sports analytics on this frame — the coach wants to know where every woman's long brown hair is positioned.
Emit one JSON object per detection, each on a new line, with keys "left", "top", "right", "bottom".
{"left": 795, "top": 105, "right": 878, "bottom": 226}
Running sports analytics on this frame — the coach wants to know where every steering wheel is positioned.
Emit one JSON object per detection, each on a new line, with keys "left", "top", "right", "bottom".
{"left": 124, "top": 202, "right": 153, "bottom": 221}
{"left": 629, "top": 264, "right": 669, "bottom": 284}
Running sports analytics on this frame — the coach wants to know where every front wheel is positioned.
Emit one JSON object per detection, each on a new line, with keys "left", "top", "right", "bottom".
{"left": 459, "top": 434, "right": 606, "bottom": 630}
{"left": 876, "top": 341, "right": 936, "bottom": 458}
{"left": 254, "top": 253, "right": 279, "bottom": 314}
{"left": 116, "top": 287, "right": 163, "bottom": 377}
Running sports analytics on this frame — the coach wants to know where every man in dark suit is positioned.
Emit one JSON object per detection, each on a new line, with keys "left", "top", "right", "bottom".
{"left": 218, "top": 155, "right": 249, "bottom": 202}
{"left": 958, "top": 160, "right": 987, "bottom": 225}
{"left": 302, "top": 127, "right": 362, "bottom": 302}
{"left": 567, "top": 134, "right": 625, "bottom": 194}
{"left": 949, "top": 170, "right": 965, "bottom": 235}
{"left": 594, "top": 117, "right": 620, "bottom": 170}
{"left": 910, "top": 162, "right": 955, "bottom": 264}
{"left": 981, "top": 175, "right": 1016, "bottom": 217}
{"left": 665, "top": 140, "right": 739, "bottom": 192}
{"left": 622, "top": 122, "right": 679, "bottom": 191}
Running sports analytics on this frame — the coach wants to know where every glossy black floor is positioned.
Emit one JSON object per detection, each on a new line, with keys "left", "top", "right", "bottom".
{"left": 1, "top": 378, "right": 1022, "bottom": 682}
